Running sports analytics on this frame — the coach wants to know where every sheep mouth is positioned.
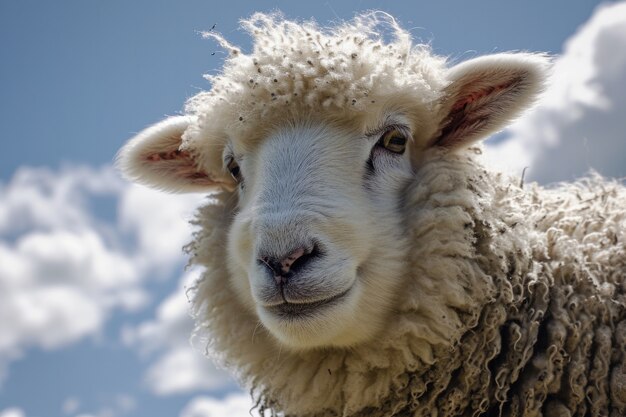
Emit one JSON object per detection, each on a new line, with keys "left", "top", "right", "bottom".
{"left": 266, "top": 289, "right": 350, "bottom": 319}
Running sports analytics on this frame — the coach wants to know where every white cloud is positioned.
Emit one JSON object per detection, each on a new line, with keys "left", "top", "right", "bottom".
{"left": 144, "top": 346, "right": 233, "bottom": 395}
{"left": 0, "top": 165, "right": 122, "bottom": 235}
{"left": 484, "top": 2, "right": 626, "bottom": 184}
{"left": 122, "top": 269, "right": 237, "bottom": 395}
{"left": 0, "top": 164, "right": 204, "bottom": 385}
{"left": 179, "top": 393, "right": 256, "bottom": 417}
{"left": 118, "top": 185, "right": 205, "bottom": 274}
{"left": 0, "top": 408, "right": 25, "bottom": 417}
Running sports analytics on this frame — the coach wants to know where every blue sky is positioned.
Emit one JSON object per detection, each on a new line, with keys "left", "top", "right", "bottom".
{"left": 0, "top": 0, "right": 603, "bottom": 179}
{"left": 1, "top": 1, "right": 625, "bottom": 417}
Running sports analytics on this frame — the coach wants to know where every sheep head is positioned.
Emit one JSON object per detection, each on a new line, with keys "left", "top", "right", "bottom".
{"left": 117, "top": 14, "right": 548, "bottom": 352}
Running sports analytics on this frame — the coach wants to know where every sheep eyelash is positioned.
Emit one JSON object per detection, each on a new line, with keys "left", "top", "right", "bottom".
{"left": 222, "top": 150, "right": 240, "bottom": 170}
{"left": 223, "top": 153, "right": 233, "bottom": 171}
{"left": 364, "top": 122, "right": 413, "bottom": 142}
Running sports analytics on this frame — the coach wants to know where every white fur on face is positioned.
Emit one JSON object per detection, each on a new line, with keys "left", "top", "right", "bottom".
{"left": 115, "top": 13, "right": 558, "bottom": 413}
{"left": 226, "top": 118, "right": 414, "bottom": 349}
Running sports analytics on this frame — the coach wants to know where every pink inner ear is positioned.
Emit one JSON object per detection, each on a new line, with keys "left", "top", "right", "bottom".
{"left": 145, "top": 149, "right": 212, "bottom": 182}
{"left": 433, "top": 76, "right": 524, "bottom": 148}
{"left": 146, "top": 149, "right": 193, "bottom": 162}
{"left": 451, "top": 78, "right": 520, "bottom": 112}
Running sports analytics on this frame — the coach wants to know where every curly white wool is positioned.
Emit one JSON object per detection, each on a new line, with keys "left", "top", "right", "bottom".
{"left": 181, "top": 13, "right": 449, "bottom": 176}
{"left": 118, "top": 11, "right": 626, "bottom": 417}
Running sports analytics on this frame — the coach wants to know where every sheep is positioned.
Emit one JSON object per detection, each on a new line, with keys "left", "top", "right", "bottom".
{"left": 117, "top": 12, "right": 626, "bottom": 417}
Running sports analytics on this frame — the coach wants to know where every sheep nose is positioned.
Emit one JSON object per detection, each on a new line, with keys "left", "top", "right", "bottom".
{"left": 257, "top": 245, "right": 319, "bottom": 285}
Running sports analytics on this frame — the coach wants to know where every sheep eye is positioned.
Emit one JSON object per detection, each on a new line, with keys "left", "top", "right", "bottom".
{"left": 378, "top": 128, "right": 407, "bottom": 154}
{"left": 227, "top": 157, "right": 242, "bottom": 183}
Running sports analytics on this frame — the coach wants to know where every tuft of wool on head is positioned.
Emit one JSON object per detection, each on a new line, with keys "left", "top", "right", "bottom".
{"left": 196, "top": 12, "right": 445, "bottom": 111}
{"left": 181, "top": 12, "right": 447, "bottom": 169}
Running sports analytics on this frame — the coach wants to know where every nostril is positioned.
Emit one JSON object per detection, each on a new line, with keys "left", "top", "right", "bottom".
{"left": 280, "top": 247, "right": 305, "bottom": 274}
{"left": 257, "top": 243, "right": 322, "bottom": 283}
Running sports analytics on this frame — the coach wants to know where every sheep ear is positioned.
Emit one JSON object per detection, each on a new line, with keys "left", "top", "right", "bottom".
{"left": 117, "top": 116, "right": 233, "bottom": 193}
{"left": 431, "top": 53, "right": 549, "bottom": 149}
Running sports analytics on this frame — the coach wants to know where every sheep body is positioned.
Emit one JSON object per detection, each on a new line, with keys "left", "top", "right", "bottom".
{"left": 189, "top": 152, "right": 626, "bottom": 416}
{"left": 119, "top": 12, "right": 626, "bottom": 417}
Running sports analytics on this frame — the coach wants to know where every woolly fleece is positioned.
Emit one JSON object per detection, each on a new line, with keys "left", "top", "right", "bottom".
{"left": 179, "top": 13, "right": 626, "bottom": 417}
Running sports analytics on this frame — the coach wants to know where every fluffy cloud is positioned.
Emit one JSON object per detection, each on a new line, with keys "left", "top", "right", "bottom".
{"left": 179, "top": 393, "right": 255, "bottom": 417}
{"left": 484, "top": 2, "right": 626, "bottom": 184}
{"left": 0, "top": 408, "right": 25, "bottom": 417}
{"left": 122, "top": 269, "right": 237, "bottom": 395}
{"left": 117, "top": 184, "right": 207, "bottom": 275}
{"left": 0, "top": 166, "right": 121, "bottom": 234}
{"left": 0, "top": 164, "right": 203, "bottom": 384}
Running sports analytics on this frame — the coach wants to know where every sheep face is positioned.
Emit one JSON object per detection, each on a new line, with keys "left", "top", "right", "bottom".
{"left": 118, "top": 29, "right": 549, "bottom": 351}
{"left": 225, "top": 116, "right": 415, "bottom": 348}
